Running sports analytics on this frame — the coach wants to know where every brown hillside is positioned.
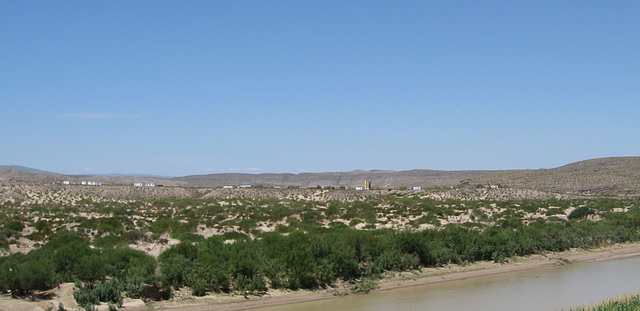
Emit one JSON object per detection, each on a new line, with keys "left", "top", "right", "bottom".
{"left": 469, "top": 157, "right": 640, "bottom": 196}
{"left": 172, "top": 169, "right": 500, "bottom": 188}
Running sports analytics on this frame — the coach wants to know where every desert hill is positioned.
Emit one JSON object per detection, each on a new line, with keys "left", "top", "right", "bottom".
{"left": 0, "top": 168, "right": 65, "bottom": 183}
{"left": 468, "top": 156, "right": 640, "bottom": 196}
{"left": 0, "top": 168, "right": 185, "bottom": 187}
{"left": 2, "top": 156, "right": 640, "bottom": 196}
{"left": 0, "top": 165, "right": 58, "bottom": 175}
{"left": 172, "top": 169, "right": 501, "bottom": 188}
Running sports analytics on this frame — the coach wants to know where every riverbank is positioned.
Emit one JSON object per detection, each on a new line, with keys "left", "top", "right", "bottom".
{"left": 3, "top": 242, "right": 640, "bottom": 311}
{"left": 147, "top": 242, "right": 640, "bottom": 311}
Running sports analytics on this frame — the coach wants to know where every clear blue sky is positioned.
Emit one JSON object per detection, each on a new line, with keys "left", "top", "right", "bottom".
{"left": 2, "top": 1, "right": 639, "bottom": 176}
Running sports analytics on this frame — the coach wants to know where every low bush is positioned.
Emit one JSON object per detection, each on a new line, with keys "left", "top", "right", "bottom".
{"left": 569, "top": 206, "right": 595, "bottom": 220}
{"left": 73, "top": 279, "right": 124, "bottom": 311}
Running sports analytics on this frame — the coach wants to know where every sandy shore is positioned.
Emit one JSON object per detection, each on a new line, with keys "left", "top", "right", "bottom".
{"left": 3, "top": 242, "right": 640, "bottom": 311}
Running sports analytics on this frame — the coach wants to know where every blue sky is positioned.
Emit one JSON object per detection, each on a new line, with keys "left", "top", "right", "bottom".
{"left": 2, "top": 1, "right": 639, "bottom": 176}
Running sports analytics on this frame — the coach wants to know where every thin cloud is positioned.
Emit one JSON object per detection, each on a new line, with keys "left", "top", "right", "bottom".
{"left": 58, "top": 112, "right": 133, "bottom": 119}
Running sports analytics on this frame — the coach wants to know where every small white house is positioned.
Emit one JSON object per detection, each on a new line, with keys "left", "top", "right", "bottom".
{"left": 63, "top": 180, "right": 71, "bottom": 185}
{"left": 412, "top": 186, "right": 422, "bottom": 191}
{"left": 134, "top": 183, "right": 155, "bottom": 187}
{"left": 223, "top": 185, "right": 234, "bottom": 189}
{"left": 355, "top": 186, "right": 364, "bottom": 191}
{"left": 239, "top": 185, "right": 252, "bottom": 188}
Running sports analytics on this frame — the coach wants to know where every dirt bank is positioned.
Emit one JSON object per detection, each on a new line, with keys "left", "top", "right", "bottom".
{"left": 146, "top": 242, "right": 640, "bottom": 311}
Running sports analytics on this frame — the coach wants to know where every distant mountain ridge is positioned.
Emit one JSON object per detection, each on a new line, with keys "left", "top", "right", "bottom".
{"left": 0, "top": 165, "right": 59, "bottom": 175}
{"left": 100, "top": 173, "right": 172, "bottom": 178}
{"left": 172, "top": 169, "right": 502, "bottom": 188}
{"left": 2, "top": 156, "right": 640, "bottom": 195}
{"left": 0, "top": 165, "right": 507, "bottom": 188}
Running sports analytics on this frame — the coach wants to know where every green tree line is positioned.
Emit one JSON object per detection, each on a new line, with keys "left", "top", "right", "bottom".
{"left": 157, "top": 208, "right": 640, "bottom": 296}
{"left": 2, "top": 198, "right": 640, "bottom": 308}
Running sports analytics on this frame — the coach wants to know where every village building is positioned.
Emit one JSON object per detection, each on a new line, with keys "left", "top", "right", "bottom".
{"left": 134, "top": 183, "right": 156, "bottom": 187}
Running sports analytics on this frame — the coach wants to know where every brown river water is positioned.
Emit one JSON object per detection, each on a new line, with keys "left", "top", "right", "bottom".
{"left": 258, "top": 255, "right": 640, "bottom": 311}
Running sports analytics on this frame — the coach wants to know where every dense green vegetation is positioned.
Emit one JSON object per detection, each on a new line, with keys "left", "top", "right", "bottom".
{"left": 569, "top": 294, "right": 640, "bottom": 311}
{"left": 0, "top": 231, "right": 155, "bottom": 310}
{"left": 2, "top": 196, "right": 640, "bottom": 309}
{"left": 156, "top": 208, "right": 640, "bottom": 295}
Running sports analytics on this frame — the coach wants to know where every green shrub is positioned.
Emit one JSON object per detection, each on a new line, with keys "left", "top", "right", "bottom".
{"left": 177, "top": 232, "right": 204, "bottom": 243}
{"left": 6, "top": 220, "right": 24, "bottom": 232}
{"left": 222, "top": 231, "right": 250, "bottom": 242}
{"left": 93, "top": 279, "right": 123, "bottom": 307}
{"left": 73, "top": 285, "right": 99, "bottom": 311}
{"left": 44, "top": 231, "right": 88, "bottom": 250}
{"left": 192, "top": 281, "right": 206, "bottom": 296}
{"left": 73, "top": 279, "right": 124, "bottom": 311}
{"left": 124, "top": 280, "right": 144, "bottom": 299}
{"left": 123, "top": 229, "right": 146, "bottom": 243}
{"left": 94, "top": 235, "right": 126, "bottom": 248}
{"left": 34, "top": 220, "right": 52, "bottom": 233}
{"left": 0, "top": 256, "right": 57, "bottom": 296}
{"left": 274, "top": 224, "right": 295, "bottom": 233}
{"left": 74, "top": 254, "right": 107, "bottom": 283}
{"left": 569, "top": 206, "right": 595, "bottom": 220}
{"left": 234, "top": 274, "right": 266, "bottom": 294}
{"left": 104, "top": 247, "right": 157, "bottom": 283}
{"left": 545, "top": 208, "right": 564, "bottom": 216}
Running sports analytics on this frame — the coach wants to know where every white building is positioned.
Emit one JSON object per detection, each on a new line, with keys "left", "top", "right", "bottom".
{"left": 223, "top": 185, "right": 234, "bottom": 189}
{"left": 134, "top": 183, "right": 155, "bottom": 187}
{"left": 412, "top": 186, "right": 422, "bottom": 191}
